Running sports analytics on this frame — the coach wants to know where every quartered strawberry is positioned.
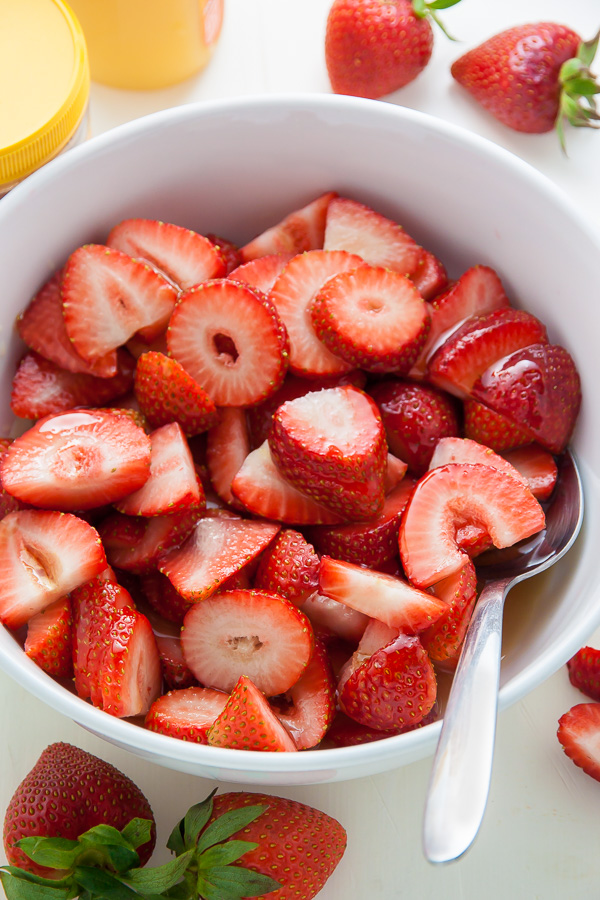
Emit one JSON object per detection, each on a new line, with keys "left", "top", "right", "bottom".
{"left": 429, "top": 436, "right": 530, "bottom": 490}
{"left": 269, "top": 385, "right": 388, "bottom": 521}
{"left": 420, "top": 559, "right": 478, "bottom": 664}
{"left": 369, "top": 379, "right": 460, "bottom": 475}
{"left": 427, "top": 307, "right": 548, "bottom": 398}
{"left": 115, "top": 422, "right": 202, "bottom": 517}
{"left": 338, "top": 632, "right": 437, "bottom": 731}
{"left": 229, "top": 252, "right": 294, "bottom": 293}
{"left": 310, "top": 264, "right": 430, "bottom": 373}
{"left": 502, "top": 443, "right": 558, "bottom": 501}
{"left": 167, "top": 279, "right": 289, "bottom": 407}
{"left": 254, "top": 528, "right": 320, "bottom": 605}
{"left": 106, "top": 218, "right": 227, "bottom": 289}
{"left": 145, "top": 686, "right": 229, "bottom": 742}
{"left": 231, "top": 440, "right": 343, "bottom": 525}
{"left": 239, "top": 191, "right": 336, "bottom": 261}
{"left": 0, "top": 510, "right": 106, "bottom": 629}
{"left": 302, "top": 591, "right": 369, "bottom": 644}
{"left": 410, "top": 249, "right": 449, "bottom": 301}
{"left": 16, "top": 270, "right": 117, "bottom": 378}
{"left": 207, "top": 674, "right": 297, "bottom": 752}
{"left": 159, "top": 514, "right": 280, "bottom": 601}
{"left": 181, "top": 589, "right": 314, "bottom": 695}
{"left": 336, "top": 617, "right": 400, "bottom": 686}
{"left": 399, "top": 463, "right": 546, "bottom": 588}
{"left": 567, "top": 647, "right": 600, "bottom": 702}
{"left": 206, "top": 233, "right": 242, "bottom": 274}
{"left": 274, "top": 640, "right": 336, "bottom": 749}
{"left": 557, "top": 703, "right": 600, "bottom": 782}
{"left": 62, "top": 245, "right": 178, "bottom": 366}
{"left": 24, "top": 596, "right": 73, "bottom": 678}
{"left": 319, "top": 556, "right": 448, "bottom": 630}
{"left": 308, "top": 477, "right": 415, "bottom": 568}
{"left": 134, "top": 351, "right": 218, "bottom": 435}
{"left": 140, "top": 570, "right": 192, "bottom": 624}
{"left": 206, "top": 407, "right": 250, "bottom": 508}
{"left": 471, "top": 343, "right": 581, "bottom": 454}
{"left": 269, "top": 249, "right": 362, "bottom": 378}
{"left": 323, "top": 196, "right": 423, "bottom": 276}
{"left": 10, "top": 350, "right": 135, "bottom": 421}
{"left": 1, "top": 408, "right": 151, "bottom": 510}
{"left": 464, "top": 398, "right": 533, "bottom": 452}
{"left": 98, "top": 507, "right": 202, "bottom": 574}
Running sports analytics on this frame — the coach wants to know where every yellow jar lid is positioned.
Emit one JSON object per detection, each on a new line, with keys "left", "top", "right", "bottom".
{"left": 0, "top": 0, "right": 90, "bottom": 187}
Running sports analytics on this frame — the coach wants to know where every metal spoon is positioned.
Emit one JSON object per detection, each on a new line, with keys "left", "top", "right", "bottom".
{"left": 422, "top": 450, "right": 584, "bottom": 865}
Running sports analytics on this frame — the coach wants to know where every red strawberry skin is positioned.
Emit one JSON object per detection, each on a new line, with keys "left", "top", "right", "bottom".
{"left": 3, "top": 743, "right": 156, "bottom": 876}
{"left": 464, "top": 399, "right": 533, "bottom": 452}
{"left": 254, "top": 528, "right": 320, "bottom": 605}
{"left": 567, "top": 647, "right": 600, "bottom": 702}
{"left": 557, "top": 703, "right": 600, "bottom": 783}
{"left": 145, "top": 686, "right": 228, "bottom": 742}
{"left": 326, "top": 0, "right": 433, "bottom": 99}
{"left": 207, "top": 674, "right": 297, "bottom": 752}
{"left": 24, "top": 597, "right": 73, "bottom": 678}
{"left": 451, "top": 23, "right": 581, "bottom": 133}
{"left": 134, "top": 351, "right": 218, "bottom": 436}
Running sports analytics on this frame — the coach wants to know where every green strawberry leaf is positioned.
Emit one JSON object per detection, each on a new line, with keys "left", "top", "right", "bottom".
{"left": 560, "top": 57, "right": 585, "bottom": 81}
{"left": 183, "top": 791, "right": 217, "bottom": 849}
{"left": 121, "top": 849, "right": 195, "bottom": 893}
{"left": 195, "top": 805, "right": 268, "bottom": 855}
{"left": 15, "top": 837, "right": 80, "bottom": 870}
{"left": 577, "top": 30, "right": 600, "bottom": 69}
{"left": 428, "top": 0, "right": 462, "bottom": 10}
{"left": 72, "top": 866, "right": 142, "bottom": 899}
{"left": 0, "top": 872, "right": 73, "bottom": 900}
{"left": 411, "top": 0, "right": 427, "bottom": 17}
{"left": 121, "top": 818, "right": 154, "bottom": 851}
{"left": 198, "top": 865, "right": 280, "bottom": 899}
{"left": 197, "top": 841, "right": 258, "bottom": 869}
{"left": 166, "top": 819, "right": 186, "bottom": 857}
{"left": 567, "top": 77, "right": 600, "bottom": 96}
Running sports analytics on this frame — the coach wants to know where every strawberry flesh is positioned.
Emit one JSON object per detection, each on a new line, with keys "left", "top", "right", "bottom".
{"left": 24, "top": 596, "right": 73, "bottom": 678}
{"left": 145, "top": 686, "right": 228, "bottom": 742}
{"left": 557, "top": 702, "right": 600, "bottom": 782}
{"left": 239, "top": 191, "right": 336, "bottom": 261}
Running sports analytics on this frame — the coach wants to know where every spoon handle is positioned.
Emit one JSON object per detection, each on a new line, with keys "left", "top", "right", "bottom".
{"left": 422, "top": 576, "right": 512, "bottom": 865}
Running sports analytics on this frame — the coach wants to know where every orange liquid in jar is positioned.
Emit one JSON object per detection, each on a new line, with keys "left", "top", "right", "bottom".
{"left": 68, "top": 0, "right": 224, "bottom": 90}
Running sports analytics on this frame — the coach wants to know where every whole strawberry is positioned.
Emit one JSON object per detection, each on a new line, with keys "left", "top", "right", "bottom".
{"left": 325, "top": 0, "right": 461, "bottom": 99}
{"left": 451, "top": 23, "right": 600, "bottom": 147}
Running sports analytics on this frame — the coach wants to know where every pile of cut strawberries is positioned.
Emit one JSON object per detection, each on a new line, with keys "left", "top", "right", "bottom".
{"left": 0, "top": 191, "right": 581, "bottom": 752}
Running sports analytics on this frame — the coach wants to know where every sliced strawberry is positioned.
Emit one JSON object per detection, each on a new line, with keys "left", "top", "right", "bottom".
{"left": 455, "top": 523, "right": 493, "bottom": 558}
{"left": 134, "top": 351, "right": 218, "bottom": 436}
{"left": 275, "top": 640, "right": 336, "bottom": 749}
{"left": 229, "top": 252, "right": 294, "bottom": 293}
{"left": 181, "top": 589, "right": 313, "bottom": 695}
{"left": 410, "top": 250, "right": 449, "bottom": 301}
{"left": 62, "top": 245, "right": 178, "bottom": 366}
{"left": 269, "top": 250, "right": 363, "bottom": 377}
{"left": 399, "top": 463, "right": 545, "bottom": 588}
{"left": 501, "top": 444, "right": 558, "bottom": 501}
{"left": 410, "top": 265, "right": 510, "bottom": 378}
{"left": 324, "top": 712, "right": 405, "bottom": 747}
{"left": 206, "top": 407, "right": 250, "bottom": 508}
{"left": 323, "top": 196, "right": 423, "bottom": 276}
{"left": 310, "top": 265, "right": 430, "bottom": 374}
{"left": 369, "top": 379, "right": 460, "bottom": 475}
{"left": 159, "top": 515, "right": 280, "bottom": 601}
{"left": 338, "top": 632, "right": 437, "bottom": 731}
{"left": 471, "top": 343, "right": 581, "bottom": 454}
{"left": 429, "top": 437, "right": 529, "bottom": 490}
{"left": 0, "top": 510, "right": 106, "bottom": 629}
{"left": 24, "top": 596, "right": 73, "bottom": 678}
{"left": 141, "top": 605, "right": 198, "bottom": 689}
{"left": 145, "top": 686, "right": 229, "bottom": 742}
{"left": 206, "top": 234, "right": 242, "bottom": 274}
{"left": 385, "top": 453, "right": 408, "bottom": 492}
{"left": 231, "top": 440, "right": 342, "bottom": 525}
{"left": 464, "top": 399, "right": 533, "bottom": 452}
{"left": 101, "top": 405, "right": 149, "bottom": 432}
{"left": 1, "top": 409, "right": 151, "bottom": 510}
{"left": 16, "top": 271, "right": 117, "bottom": 378}
{"left": 239, "top": 191, "right": 336, "bottom": 261}
{"left": 106, "top": 218, "right": 227, "bottom": 289}
{"left": 308, "top": 478, "right": 415, "bottom": 569}
{"left": 567, "top": 648, "right": 600, "bottom": 702}
{"left": 254, "top": 529, "right": 320, "bottom": 605}
{"left": 207, "top": 675, "right": 297, "bottom": 751}
{"left": 115, "top": 423, "right": 202, "bottom": 517}
{"left": 167, "top": 279, "right": 289, "bottom": 407}
{"left": 269, "top": 385, "right": 387, "bottom": 521}
{"left": 319, "top": 556, "right": 448, "bottom": 631}
{"left": 140, "top": 571, "right": 192, "bottom": 624}
{"left": 98, "top": 508, "right": 201, "bottom": 575}
{"left": 427, "top": 308, "right": 548, "bottom": 398}
{"left": 301, "top": 591, "right": 369, "bottom": 644}
{"left": 0, "top": 440, "right": 23, "bottom": 521}
{"left": 337, "top": 617, "right": 400, "bottom": 690}
{"left": 557, "top": 703, "right": 600, "bottom": 782}
{"left": 420, "top": 560, "right": 478, "bottom": 663}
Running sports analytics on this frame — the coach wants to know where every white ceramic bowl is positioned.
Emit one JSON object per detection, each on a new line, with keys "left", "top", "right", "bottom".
{"left": 0, "top": 95, "right": 598, "bottom": 784}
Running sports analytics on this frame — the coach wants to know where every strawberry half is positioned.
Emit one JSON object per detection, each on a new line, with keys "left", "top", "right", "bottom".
{"left": 254, "top": 528, "right": 320, "bottom": 606}
{"left": 269, "top": 384, "right": 387, "bottom": 521}
{"left": 167, "top": 279, "right": 289, "bottom": 407}
{"left": 557, "top": 703, "right": 600, "bottom": 783}
{"left": 62, "top": 244, "right": 178, "bottom": 366}
{"left": 133, "top": 351, "right": 218, "bottom": 436}
{"left": 1, "top": 408, "right": 151, "bottom": 510}
{"left": 229, "top": 252, "right": 294, "bottom": 294}
{"left": 159, "top": 514, "right": 280, "bottom": 601}
{"left": 106, "top": 218, "right": 227, "bottom": 289}
{"left": 239, "top": 191, "right": 336, "bottom": 261}
{"left": 10, "top": 350, "right": 135, "bottom": 421}
{"left": 207, "top": 675, "right": 297, "bottom": 752}
{"left": 420, "top": 560, "right": 478, "bottom": 664}
{"left": 323, "top": 196, "right": 423, "bottom": 276}
{"left": 399, "top": 463, "right": 546, "bottom": 588}
{"left": 206, "top": 407, "right": 250, "bottom": 508}
{"left": 411, "top": 249, "right": 449, "bottom": 301}
{"left": 181, "top": 589, "right": 314, "bottom": 695}
{"left": 24, "top": 596, "right": 73, "bottom": 678}
{"left": 464, "top": 398, "right": 533, "bottom": 452}
{"left": 275, "top": 640, "right": 336, "bottom": 749}
{"left": 0, "top": 510, "right": 106, "bottom": 629}
{"left": 567, "top": 647, "right": 600, "bottom": 702}
{"left": 145, "top": 686, "right": 229, "bottom": 742}
{"left": 310, "top": 264, "right": 430, "bottom": 374}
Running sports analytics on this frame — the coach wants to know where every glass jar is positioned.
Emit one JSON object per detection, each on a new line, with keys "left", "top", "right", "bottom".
{"left": 0, "top": 0, "right": 90, "bottom": 197}
{"left": 68, "top": 0, "right": 225, "bottom": 90}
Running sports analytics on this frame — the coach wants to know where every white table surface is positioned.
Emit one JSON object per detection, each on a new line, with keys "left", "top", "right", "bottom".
{"left": 2, "top": 1, "right": 600, "bottom": 897}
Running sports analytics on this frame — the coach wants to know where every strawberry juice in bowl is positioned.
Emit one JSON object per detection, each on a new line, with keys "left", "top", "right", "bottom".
{"left": 0, "top": 94, "right": 597, "bottom": 784}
